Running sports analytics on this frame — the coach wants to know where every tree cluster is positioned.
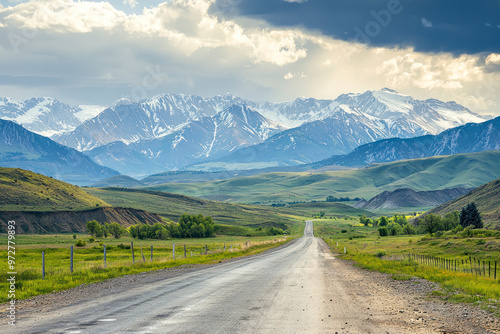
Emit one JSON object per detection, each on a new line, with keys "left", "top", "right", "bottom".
{"left": 375, "top": 215, "right": 415, "bottom": 236}
{"left": 417, "top": 205, "right": 482, "bottom": 236}
{"left": 178, "top": 213, "right": 216, "bottom": 238}
{"left": 128, "top": 223, "right": 170, "bottom": 240}
{"left": 128, "top": 214, "right": 216, "bottom": 240}
{"left": 266, "top": 227, "right": 285, "bottom": 236}
{"left": 86, "top": 220, "right": 127, "bottom": 239}
{"left": 326, "top": 196, "right": 362, "bottom": 202}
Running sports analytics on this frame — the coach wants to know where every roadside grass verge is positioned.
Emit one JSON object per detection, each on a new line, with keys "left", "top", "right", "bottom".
{"left": 315, "top": 219, "right": 500, "bottom": 315}
{"left": 0, "top": 234, "right": 295, "bottom": 303}
{"left": 323, "top": 238, "right": 500, "bottom": 315}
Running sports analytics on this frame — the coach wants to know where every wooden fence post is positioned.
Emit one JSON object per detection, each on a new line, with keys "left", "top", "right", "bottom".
{"left": 205, "top": 244, "right": 208, "bottom": 255}
{"left": 70, "top": 246, "right": 73, "bottom": 274}
{"left": 42, "top": 251, "right": 45, "bottom": 280}
{"left": 131, "top": 242, "right": 135, "bottom": 264}
{"left": 104, "top": 244, "right": 106, "bottom": 268}
{"left": 173, "top": 243, "right": 175, "bottom": 260}
{"left": 151, "top": 245, "right": 153, "bottom": 262}
{"left": 184, "top": 245, "right": 187, "bottom": 258}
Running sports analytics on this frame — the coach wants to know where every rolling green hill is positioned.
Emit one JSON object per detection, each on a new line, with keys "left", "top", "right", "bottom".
{"left": 142, "top": 151, "right": 500, "bottom": 203}
{"left": 86, "top": 187, "right": 307, "bottom": 229}
{"left": 0, "top": 167, "right": 110, "bottom": 211}
{"left": 426, "top": 178, "right": 500, "bottom": 227}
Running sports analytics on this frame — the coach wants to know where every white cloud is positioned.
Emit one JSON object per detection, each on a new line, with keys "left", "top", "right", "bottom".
{"left": 486, "top": 53, "right": 500, "bottom": 65}
{"left": 284, "top": 72, "right": 307, "bottom": 80}
{"left": 123, "top": 0, "right": 138, "bottom": 9}
{"left": 377, "top": 53, "right": 483, "bottom": 90}
{"left": 0, "top": 0, "right": 498, "bottom": 116}
{"left": 421, "top": 18, "right": 432, "bottom": 28}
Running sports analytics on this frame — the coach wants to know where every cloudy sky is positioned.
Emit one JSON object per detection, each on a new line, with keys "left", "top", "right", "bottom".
{"left": 0, "top": 0, "right": 499, "bottom": 115}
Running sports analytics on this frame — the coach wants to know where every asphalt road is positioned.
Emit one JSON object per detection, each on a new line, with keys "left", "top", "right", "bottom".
{"left": 9, "top": 221, "right": 413, "bottom": 333}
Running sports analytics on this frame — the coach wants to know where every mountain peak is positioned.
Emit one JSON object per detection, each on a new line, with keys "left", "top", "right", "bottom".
{"left": 380, "top": 88, "right": 398, "bottom": 93}
{"left": 114, "top": 98, "right": 134, "bottom": 107}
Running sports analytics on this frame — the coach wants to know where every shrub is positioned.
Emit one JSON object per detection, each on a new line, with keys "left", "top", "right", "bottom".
{"left": 375, "top": 249, "right": 387, "bottom": 258}
{"left": 72, "top": 234, "right": 76, "bottom": 239}
{"left": 378, "top": 227, "right": 388, "bottom": 237}
{"left": 88, "top": 237, "right": 95, "bottom": 243}
{"left": 341, "top": 229, "right": 348, "bottom": 233}
{"left": 117, "top": 243, "right": 131, "bottom": 250}
{"left": 75, "top": 239, "right": 86, "bottom": 247}
{"left": 434, "top": 231, "right": 444, "bottom": 238}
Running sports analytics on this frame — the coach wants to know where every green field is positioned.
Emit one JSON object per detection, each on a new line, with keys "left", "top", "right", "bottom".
{"left": 0, "top": 168, "right": 109, "bottom": 211}
{"left": 142, "top": 151, "right": 500, "bottom": 203}
{"left": 314, "top": 218, "right": 500, "bottom": 315}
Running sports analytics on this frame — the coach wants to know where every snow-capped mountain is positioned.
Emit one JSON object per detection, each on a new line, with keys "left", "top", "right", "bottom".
{"left": 332, "top": 88, "right": 487, "bottom": 135}
{"left": 0, "top": 119, "right": 118, "bottom": 185}
{"left": 87, "top": 105, "right": 284, "bottom": 176}
{"left": 54, "top": 93, "right": 253, "bottom": 151}
{"left": 0, "top": 97, "right": 104, "bottom": 137}
{"left": 53, "top": 89, "right": 488, "bottom": 154}
{"left": 315, "top": 116, "right": 500, "bottom": 167}
{"left": 187, "top": 93, "right": 491, "bottom": 171}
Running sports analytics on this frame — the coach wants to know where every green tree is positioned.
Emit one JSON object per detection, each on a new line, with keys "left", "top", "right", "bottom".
{"left": 421, "top": 214, "right": 442, "bottom": 235}
{"left": 378, "top": 227, "right": 388, "bottom": 236}
{"left": 460, "top": 203, "right": 482, "bottom": 229}
{"left": 359, "top": 215, "right": 372, "bottom": 226}
{"left": 129, "top": 225, "right": 139, "bottom": 239}
{"left": 442, "top": 211, "right": 459, "bottom": 230}
{"left": 86, "top": 220, "right": 102, "bottom": 237}
{"left": 105, "top": 222, "right": 126, "bottom": 239}
{"left": 378, "top": 216, "right": 389, "bottom": 227}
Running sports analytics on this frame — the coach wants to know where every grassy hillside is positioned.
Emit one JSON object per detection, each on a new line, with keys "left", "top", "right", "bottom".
{"left": 0, "top": 168, "right": 109, "bottom": 211}
{"left": 92, "top": 175, "right": 145, "bottom": 188}
{"left": 142, "top": 151, "right": 500, "bottom": 203}
{"left": 426, "top": 178, "right": 500, "bottom": 227}
{"left": 86, "top": 187, "right": 373, "bottom": 234}
{"left": 86, "top": 187, "right": 302, "bottom": 232}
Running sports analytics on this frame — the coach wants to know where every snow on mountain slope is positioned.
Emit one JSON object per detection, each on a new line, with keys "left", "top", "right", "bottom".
{"left": 315, "top": 116, "right": 500, "bottom": 168}
{"left": 54, "top": 93, "right": 251, "bottom": 151}
{"left": 87, "top": 105, "right": 284, "bottom": 176}
{"left": 53, "top": 89, "right": 489, "bottom": 154}
{"left": 0, "top": 97, "right": 104, "bottom": 137}
{"left": 74, "top": 105, "right": 105, "bottom": 122}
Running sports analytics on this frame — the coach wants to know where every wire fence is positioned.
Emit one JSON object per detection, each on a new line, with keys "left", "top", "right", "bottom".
{"left": 382, "top": 253, "right": 498, "bottom": 280}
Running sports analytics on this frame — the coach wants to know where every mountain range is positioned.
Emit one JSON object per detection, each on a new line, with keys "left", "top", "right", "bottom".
{"left": 0, "top": 89, "right": 494, "bottom": 179}
{"left": 316, "top": 116, "right": 500, "bottom": 167}
{"left": 47, "top": 89, "right": 490, "bottom": 176}
{"left": 177, "top": 89, "right": 490, "bottom": 172}
{"left": 87, "top": 105, "right": 283, "bottom": 177}
{"left": 0, "top": 119, "right": 118, "bottom": 185}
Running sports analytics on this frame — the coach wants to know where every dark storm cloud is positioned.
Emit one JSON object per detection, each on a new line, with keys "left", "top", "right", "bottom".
{"left": 212, "top": 0, "right": 500, "bottom": 55}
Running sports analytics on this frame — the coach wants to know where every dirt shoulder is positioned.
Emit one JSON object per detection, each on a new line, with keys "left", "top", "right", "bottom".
{"left": 318, "top": 239, "right": 500, "bottom": 333}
